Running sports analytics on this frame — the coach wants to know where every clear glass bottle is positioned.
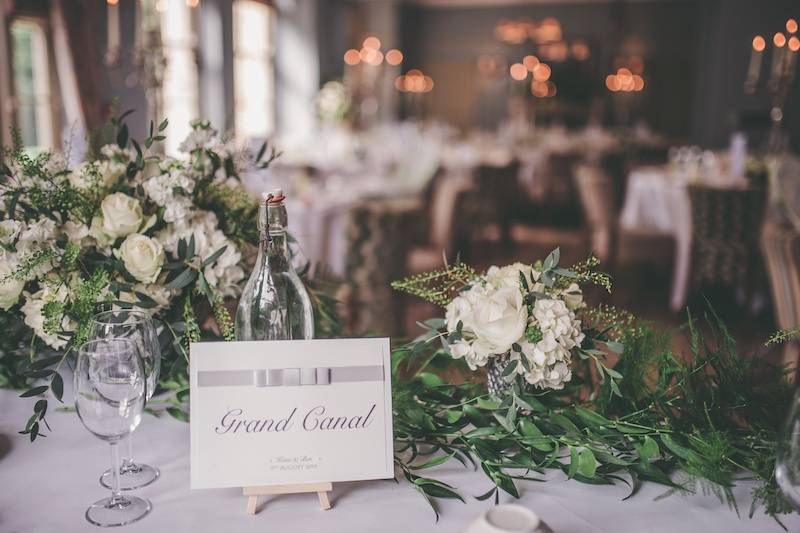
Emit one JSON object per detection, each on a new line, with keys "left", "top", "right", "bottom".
{"left": 235, "top": 190, "right": 314, "bottom": 341}
{"left": 777, "top": 387, "right": 800, "bottom": 511}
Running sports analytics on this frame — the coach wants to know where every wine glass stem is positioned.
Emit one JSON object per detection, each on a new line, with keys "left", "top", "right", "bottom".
{"left": 109, "top": 442, "right": 125, "bottom": 506}
{"left": 122, "top": 433, "right": 135, "bottom": 471}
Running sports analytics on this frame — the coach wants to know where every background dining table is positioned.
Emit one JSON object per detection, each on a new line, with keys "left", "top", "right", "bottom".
{"left": 619, "top": 165, "right": 752, "bottom": 311}
{"left": 1, "top": 386, "right": 796, "bottom": 533}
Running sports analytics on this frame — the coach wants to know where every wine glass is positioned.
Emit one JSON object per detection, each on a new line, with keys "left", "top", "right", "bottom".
{"left": 90, "top": 309, "right": 161, "bottom": 490}
{"left": 75, "top": 338, "right": 151, "bottom": 526}
{"left": 776, "top": 387, "right": 800, "bottom": 511}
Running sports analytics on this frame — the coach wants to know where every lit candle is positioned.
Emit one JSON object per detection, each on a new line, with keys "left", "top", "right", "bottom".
{"left": 786, "top": 36, "right": 799, "bottom": 76}
{"left": 107, "top": 0, "right": 120, "bottom": 61}
{"left": 770, "top": 32, "right": 787, "bottom": 82}
{"left": 744, "top": 35, "right": 764, "bottom": 93}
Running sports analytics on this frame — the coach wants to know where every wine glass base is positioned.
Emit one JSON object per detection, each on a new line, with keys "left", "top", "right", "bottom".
{"left": 100, "top": 463, "right": 160, "bottom": 491}
{"left": 85, "top": 495, "right": 151, "bottom": 527}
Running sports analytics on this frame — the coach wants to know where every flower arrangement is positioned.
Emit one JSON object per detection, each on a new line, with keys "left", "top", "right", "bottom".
{"left": 0, "top": 113, "right": 278, "bottom": 436}
{"left": 391, "top": 256, "right": 796, "bottom": 522}
{"left": 393, "top": 249, "right": 621, "bottom": 395}
{"left": 315, "top": 80, "right": 352, "bottom": 125}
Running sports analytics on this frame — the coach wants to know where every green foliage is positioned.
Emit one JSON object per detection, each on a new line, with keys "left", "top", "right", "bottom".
{"left": 391, "top": 263, "right": 477, "bottom": 307}
{"left": 392, "top": 305, "right": 795, "bottom": 522}
{"left": 571, "top": 255, "right": 613, "bottom": 293}
{"left": 2, "top": 249, "right": 57, "bottom": 282}
{"left": 767, "top": 328, "right": 800, "bottom": 346}
{"left": 196, "top": 182, "right": 259, "bottom": 247}
{"left": 211, "top": 294, "right": 235, "bottom": 342}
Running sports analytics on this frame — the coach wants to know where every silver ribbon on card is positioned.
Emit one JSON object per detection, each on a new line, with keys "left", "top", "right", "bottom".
{"left": 197, "top": 365, "right": 384, "bottom": 388}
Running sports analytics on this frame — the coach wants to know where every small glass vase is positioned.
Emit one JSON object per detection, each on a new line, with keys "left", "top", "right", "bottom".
{"left": 486, "top": 353, "right": 514, "bottom": 396}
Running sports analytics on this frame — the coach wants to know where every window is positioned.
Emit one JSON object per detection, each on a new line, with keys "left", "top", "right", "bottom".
{"left": 233, "top": 0, "right": 275, "bottom": 142}
{"left": 10, "top": 19, "right": 54, "bottom": 152}
{"left": 160, "top": 0, "right": 200, "bottom": 155}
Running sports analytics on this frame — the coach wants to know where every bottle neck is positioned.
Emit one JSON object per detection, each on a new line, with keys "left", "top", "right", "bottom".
{"left": 257, "top": 201, "right": 290, "bottom": 268}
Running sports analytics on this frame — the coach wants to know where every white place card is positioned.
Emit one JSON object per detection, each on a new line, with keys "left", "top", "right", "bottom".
{"left": 190, "top": 338, "right": 394, "bottom": 489}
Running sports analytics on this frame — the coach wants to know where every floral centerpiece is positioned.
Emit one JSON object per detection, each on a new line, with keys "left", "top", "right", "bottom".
{"left": 393, "top": 249, "right": 622, "bottom": 396}
{"left": 391, "top": 255, "right": 796, "bottom": 522}
{"left": 0, "top": 113, "right": 279, "bottom": 437}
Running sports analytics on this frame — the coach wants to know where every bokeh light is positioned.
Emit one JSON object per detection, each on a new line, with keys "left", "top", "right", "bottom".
{"left": 571, "top": 40, "right": 590, "bottom": 61}
{"left": 363, "top": 36, "right": 381, "bottom": 50}
{"left": 752, "top": 35, "right": 766, "bottom": 51}
{"left": 344, "top": 49, "right": 360, "bottom": 65}
{"left": 509, "top": 63, "right": 528, "bottom": 81}
{"left": 532, "top": 63, "right": 551, "bottom": 81}
{"left": 522, "top": 55, "right": 539, "bottom": 71}
{"left": 386, "top": 49, "right": 403, "bottom": 66}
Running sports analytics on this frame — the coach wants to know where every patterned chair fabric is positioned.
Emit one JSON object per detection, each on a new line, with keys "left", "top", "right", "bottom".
{"left": 688, "top": 185, "right": 767, "bottom": 289}
{"left": 345, "top": 199, "right": 416, "bottom": 336}
{"left": 761, "top": 217, "right": 800, "bottom": 368}
{"left": 471, "top": 160, "right": 523, "bottom": 246}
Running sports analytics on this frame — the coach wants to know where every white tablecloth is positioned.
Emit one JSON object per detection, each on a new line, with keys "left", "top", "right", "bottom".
{"left": 619, "top": 167, "right": 693, "bottom": 311}
{"left": 1, "top": 388, "right": 795, "bottom": 533}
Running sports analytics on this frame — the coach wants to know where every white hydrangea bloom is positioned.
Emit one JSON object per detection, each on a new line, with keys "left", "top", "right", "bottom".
{"left": 14, "top": 219, "right": 58, "bottom": 280}
{"left": 21, "top": 283, "right": 73, "bottom": 349}
{"left": 100, "top": 144, "right": 134, "bottom": 162}
{"left": 486, "top": 262, "right": 538, "bottom": 290}
{"left": 62, "top": 221, "right": 90, "bottom": 244}
{"left": 0, "top": 219, "right": 22, "bottom": 245}
{"left": 118, "top": 282, "right": 172, "bottom": 310}
{"left": 0, "top": 251, "right": 25, "bottom": 310}
{"left": 44, "top": 152, "right": 68, "bottom": 177}
{"left": 142, "top": 169, "right": 196, "bottom": 225}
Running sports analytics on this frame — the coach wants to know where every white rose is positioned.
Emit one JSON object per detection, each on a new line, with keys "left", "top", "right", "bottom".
{"left": 0, "top": 254, "right": 24, "bottom": 310}
{"left": 100, "top": 193, "right": 144, "bottom": 239}
{"left": 469, "top": 285, "right": 528, "bottom": 354}
{"left": 486, "top": 262, "right": 538, "bottom": 290}
{"left": 117, "top": 234, "right": 165, "bottom": 283}
{"left": 563, "top": 283, "right": 584, "bottom": 311}
{"left": 0, "top": 219, "right": 22, "bottom": 245}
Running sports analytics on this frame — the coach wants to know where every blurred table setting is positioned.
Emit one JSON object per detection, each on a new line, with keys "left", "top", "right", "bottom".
{"left": 619, "top": 146, "right": 762, "bottom": 311}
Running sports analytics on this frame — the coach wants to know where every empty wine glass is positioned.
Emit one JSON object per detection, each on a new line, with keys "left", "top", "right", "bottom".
{"left": 90, "top": 310, "right": 161, "bottom": 490}
{"left": 75, "top": 338, "right": 151, "bottom": 527}
{"left": 776, "top": 387, "right": 800, "bottom": 511}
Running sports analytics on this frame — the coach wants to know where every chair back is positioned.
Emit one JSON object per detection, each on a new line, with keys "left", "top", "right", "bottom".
{"left": 575, "top": 163, "right": 618, "bottom": 262}
{"left": 688, "top": 185, "right": 767, "bottom": 286}
{"left": 761, "top": 217, "right": 800, "bottom": 369}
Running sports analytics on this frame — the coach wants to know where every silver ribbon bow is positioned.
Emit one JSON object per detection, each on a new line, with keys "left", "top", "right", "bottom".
{"left": 197, "top": 365, "right": 383, "bottom": 388}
